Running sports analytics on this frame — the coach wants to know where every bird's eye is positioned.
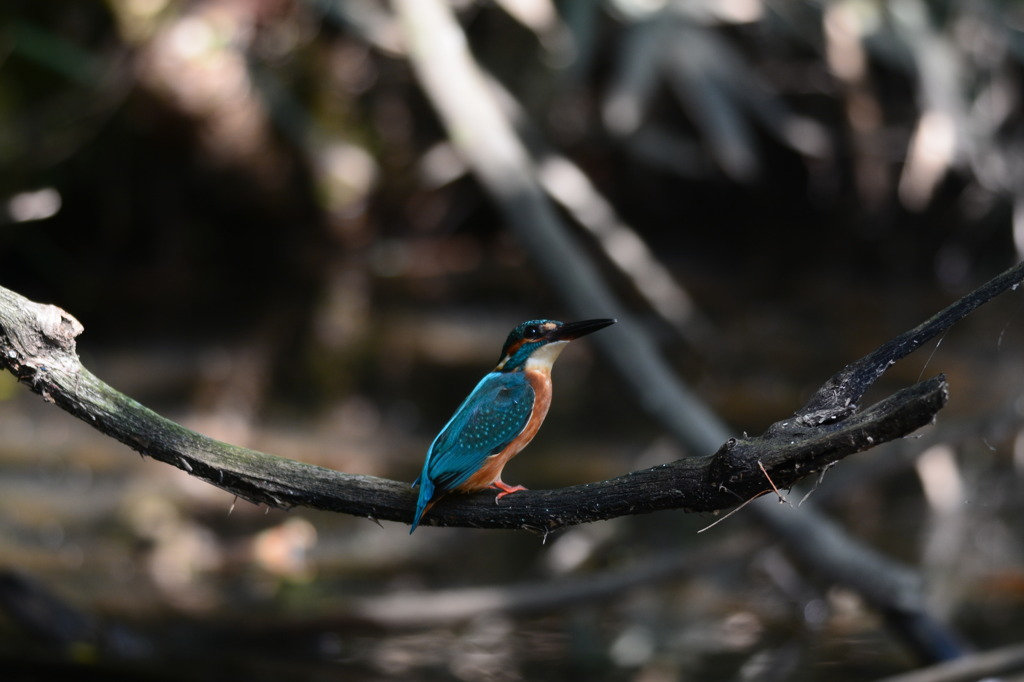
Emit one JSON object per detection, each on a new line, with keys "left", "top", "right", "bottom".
{"left": 524, "top": 325, "right": 541, "bottom": 339}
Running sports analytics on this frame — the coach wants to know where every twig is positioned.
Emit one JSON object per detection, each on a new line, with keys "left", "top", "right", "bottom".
{"left": 697, "top": 493, "right": 767, "bottom": 534}
{"left": 758, "top": 460, "right": 788, "bottom": 504}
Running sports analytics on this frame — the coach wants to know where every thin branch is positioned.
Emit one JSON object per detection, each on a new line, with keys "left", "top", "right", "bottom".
{"left": 801, "top": 260, "right": 1024, "bottom": 418}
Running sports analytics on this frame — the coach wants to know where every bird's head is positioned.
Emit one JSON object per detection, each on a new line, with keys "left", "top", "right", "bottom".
{"left": 495, "top": 318, "right": 616, "bottom": 372}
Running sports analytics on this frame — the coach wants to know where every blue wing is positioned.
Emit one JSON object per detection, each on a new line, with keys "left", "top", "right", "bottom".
{"left": 426, "top": 371, "right": 535, "bottom": 490}
{"left": 410, "top": 371, "right": 534, "bottom": 531}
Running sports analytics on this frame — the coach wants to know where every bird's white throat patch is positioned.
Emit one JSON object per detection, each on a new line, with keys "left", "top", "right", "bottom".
{"left": 524, "top": 340, "right": 569, "bottom": 371}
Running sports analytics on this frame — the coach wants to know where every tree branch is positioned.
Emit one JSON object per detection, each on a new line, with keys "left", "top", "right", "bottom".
{"left": 0, "top": 281, "right": 953, "bottom": 531}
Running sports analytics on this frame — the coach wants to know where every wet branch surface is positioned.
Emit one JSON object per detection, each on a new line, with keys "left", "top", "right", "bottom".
{"left": 6, "top": 266, "right": 1022, "bottom": 530}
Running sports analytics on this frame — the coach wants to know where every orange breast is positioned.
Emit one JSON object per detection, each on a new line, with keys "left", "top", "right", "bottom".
{"left": 455, "top": 368, "right": 552, "bottom": 492}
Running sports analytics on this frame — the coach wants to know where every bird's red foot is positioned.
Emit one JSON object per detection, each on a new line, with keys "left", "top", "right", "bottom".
{"left": 490, "top": 480, "right": 528, "bottom": 502}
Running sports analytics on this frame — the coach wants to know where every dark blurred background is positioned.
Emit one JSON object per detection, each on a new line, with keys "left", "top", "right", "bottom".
{"left": 0, "top": 1, "right": 1022, "bottom": 679}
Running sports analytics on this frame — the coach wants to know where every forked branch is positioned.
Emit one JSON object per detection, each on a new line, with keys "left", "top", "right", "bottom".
{"left": 5, "top": 263, "right": 1018, "bottom": 530}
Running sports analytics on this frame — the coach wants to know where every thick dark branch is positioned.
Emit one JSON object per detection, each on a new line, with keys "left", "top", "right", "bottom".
{"left": 0, "top": 282, "right": 947, "bottom": 530}
{"left": 424, "top": 376, "right": 946, "bottom": 530}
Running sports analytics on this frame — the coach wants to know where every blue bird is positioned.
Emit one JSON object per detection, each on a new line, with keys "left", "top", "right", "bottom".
{"left": 410, "top": 318, "right": 616, "bottom": 532}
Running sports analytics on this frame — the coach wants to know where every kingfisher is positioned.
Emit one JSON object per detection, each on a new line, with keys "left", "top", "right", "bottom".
{"left": 410, "top": 318, "right": 616, "bottom": 533}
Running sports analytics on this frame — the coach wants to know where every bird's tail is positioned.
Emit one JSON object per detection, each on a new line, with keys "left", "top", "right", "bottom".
{"left": 409, "top": 477, "right": 436, "bottom": 534}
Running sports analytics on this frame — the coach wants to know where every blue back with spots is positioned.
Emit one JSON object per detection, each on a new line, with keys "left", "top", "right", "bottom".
{"left": 411, "top": 371, "right": 534, "bottom": 528}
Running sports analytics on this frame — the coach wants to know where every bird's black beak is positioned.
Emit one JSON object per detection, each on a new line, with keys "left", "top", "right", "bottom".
{"left": 552, "top": 318, "right": 617, "bottom": 341}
